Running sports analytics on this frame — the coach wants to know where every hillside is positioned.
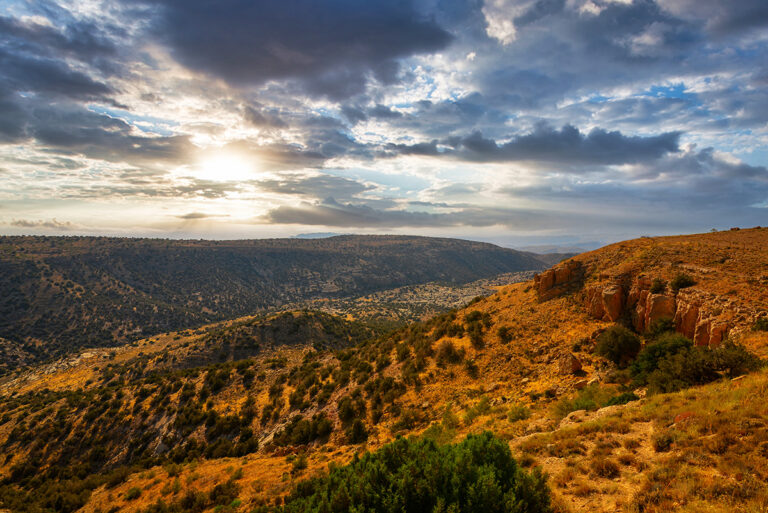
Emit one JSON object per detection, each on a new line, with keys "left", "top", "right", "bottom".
{"left": 0, "top": 235, "right": 549, "bottom": 370}
{"left": 1, "top": 228, "right": 767, "bottom": 513}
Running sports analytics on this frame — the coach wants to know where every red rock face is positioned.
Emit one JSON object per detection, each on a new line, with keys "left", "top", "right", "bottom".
{"left": 535, "top": 261, "right": 583, "bottom": 300}
{"left": 674, "top": 299, "right": 699, "bottom": 340}
{"left": 556, "top": 265, "right": 734, "bottom": 347}
{"left": 601, "top": 285, "right": 624, "bottom": 322}
{"left": 694, "top": 318, "right": 711, "bottom": 346}
{"left": 709, "top": 322, "right": 729, "bottom": 346}
{"left": 645, "top": 294, "right": 675, "bottom": 328}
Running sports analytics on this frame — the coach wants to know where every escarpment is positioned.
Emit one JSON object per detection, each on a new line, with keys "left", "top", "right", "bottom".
{"left": 534, "top": 230, "right": 768, "bottom": 347}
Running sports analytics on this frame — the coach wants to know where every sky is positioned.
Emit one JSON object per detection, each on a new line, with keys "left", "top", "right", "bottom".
{"left": 0, "top": 0, "right": 767, "bottom": 248}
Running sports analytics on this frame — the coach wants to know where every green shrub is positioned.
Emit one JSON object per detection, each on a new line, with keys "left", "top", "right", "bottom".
{"left": 435, "top": 340, "right": 464, "bottom": 366}
{"left": 603, "top": 392, "right": 639, "bottom": 407}
{"left": 595, "top": 326, "right": 641, "bottom": 368}
{"left": 554, "top": 384, "right": 616, "bottom": 418}
{"left": 670, "top": 273, "right": 696, "bottom": 292}
{"left": 497, "top": 326, "right": 513, "bottom": 344}
{"left": 463, "top": 396, "right": 491, "bottom": 425}
{"left": 631, "top": 333, "right": 693, "bottom": 384}
{"left": 649, "top": 278, "right": 666, "bottom": 294}
{"left": 281, "top": 432, "right": 552, "bottom": 513}
{"left": 507, "top": 404, "right": 530, "bottom": 422}
{"left": 125, "top": 487, "right": 142, "bottom": 501}
{"left": 346, "top": 419, "right": 368, "bottom": 444}
{"left": 753, "top": 317, "right": 768, "bottom": 332}
{"left": 644, "top": 318, "right": 675, "bottom": 340}
{"left": 646, "top": 342, "right": 762, "bottom": 394}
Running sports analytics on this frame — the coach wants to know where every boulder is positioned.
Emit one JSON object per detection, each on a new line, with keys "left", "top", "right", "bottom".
{"left": 584, "top": 286, "right": 605, "bottom": 319}
{"left": 558, "top": 352, "right": 582, "bottom": 375}
{"left": 601, "top": 285, "right": 624, "bottom": 321}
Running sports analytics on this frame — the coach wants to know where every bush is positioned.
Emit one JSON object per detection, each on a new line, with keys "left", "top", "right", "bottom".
{"left": 644, "top": 317, "right": 675, "bottom": 340}
{"left": 507, "top": 404, "right": 530, "bottom": 422}
{"left": 125, "top": 487, "right": 142, "bottom": 501}
{"left": 282, "top": 432, "right": 552, "bottom": 513}
{"left": 646, "top": 342, "right": 762, "bottom": 394}
{"left": 595, "top": 326, "right": 641, "bottom": 368}
{"left": 603, "top": 392, "right": 639, "bottom": 407}
{"left": 753, "top": 317, "right": 768, "bottom": 332}
{"left": 497, "top": 326, "right": 513, "bottom": 344}
{"left": 670, "top": 273, "right": 696, "bottom": 292}
{"left": 435, "top": 340, "right": 464, "bottom": 366}
{"left": 652, "top": 431, "right": 675, "bottom": 452}
{"left": 346, "top": 419, "right": 368, "bottom": 444}
{"left": 591, "top": 456, "right": 620, "bottom": 478}
{"left": 649, "top": 278, "right": 666, "bottom": 294}
{"left": 631, "top": 333, "right": 692, "bottom": 384}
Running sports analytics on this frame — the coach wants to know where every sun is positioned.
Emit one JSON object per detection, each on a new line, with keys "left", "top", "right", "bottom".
{"left": 195, "top": 152, "right": 255, "bottom": 182}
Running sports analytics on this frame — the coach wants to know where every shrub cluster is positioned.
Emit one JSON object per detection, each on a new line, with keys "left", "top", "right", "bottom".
{"left": 279, "top": 432, "right": 552, "bottom": 513}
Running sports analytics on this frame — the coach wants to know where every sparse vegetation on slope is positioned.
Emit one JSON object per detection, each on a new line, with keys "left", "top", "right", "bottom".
{"left": 0, "top": 235, "right": 549, "bottom": 370}
{"left": 2, "top": 228, "right": 768, "bottom": 513}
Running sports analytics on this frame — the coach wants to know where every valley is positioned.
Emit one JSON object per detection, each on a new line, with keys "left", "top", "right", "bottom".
{"left": 0, "top": 228, "right": 767, "bottom": 513}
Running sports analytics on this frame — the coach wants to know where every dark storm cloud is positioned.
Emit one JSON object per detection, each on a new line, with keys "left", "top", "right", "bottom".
{"left": 243, "top": 105, "right": 287, "bottom": 129}
{"left": 128, "top": 0, "right": 452, "bottom": 98}
{"left": 0, "top": 14, "right": 118, "bottom": 101}
{"left": 389, "top": 125, "right": 680, "bottom": 165}
{"left": 0, "top": 14, "right": 117, "bottom": 63}
{"left": 30, "top": 107, "right": 193, "bottom": 164}
{"left": 262, "top": 197, "right": 576, "bottom": 229}
{"left": 659, "top": 0, "right": 768, "bottom": 36}
{"left": 0, "top": 47, "right": 112, "bottom": 101}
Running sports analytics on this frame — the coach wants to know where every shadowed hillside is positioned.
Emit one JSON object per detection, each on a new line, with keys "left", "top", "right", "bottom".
{"left": 0, "top": 235, "right": 548, "bottom": 370}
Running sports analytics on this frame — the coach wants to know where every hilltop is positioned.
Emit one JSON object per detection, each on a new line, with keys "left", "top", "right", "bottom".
{"left": 1, "top": 228, "right": 767, "bottom": 513}
{"left": 0, "top": 235, "right": 550, "bottom": 371}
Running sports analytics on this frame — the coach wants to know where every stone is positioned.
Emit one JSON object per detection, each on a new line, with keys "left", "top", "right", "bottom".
{"left": 558, "top": 352, "right": 582, "bottom": 375}
{"left": 674, "top": 300, "right": 699, "bottom": 339}
{"left": 585, "top": 286, "right": 605, "bottom": 319}
{"left": 694, "top": 318, "right": 710, "bottom": 346}
{"left": 646, "top": 293, "right": 675, "bottom": 327}
{"left": 709, "top": 322, "right": 729, "bottom": 347}
{"left": 601, "top": 284, "right": 624, "bottom": 321}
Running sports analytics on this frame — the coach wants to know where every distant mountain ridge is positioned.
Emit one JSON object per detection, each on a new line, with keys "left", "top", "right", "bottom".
{"left": 0, "top": 234, "right": 551, "bottom": 369}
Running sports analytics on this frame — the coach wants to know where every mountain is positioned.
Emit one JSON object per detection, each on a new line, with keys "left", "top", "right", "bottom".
{"left": 0, "top": 235, "right": 548, "bottom": 370}
{"left": 1, "top": 228, "right": 767, "bottom": 513}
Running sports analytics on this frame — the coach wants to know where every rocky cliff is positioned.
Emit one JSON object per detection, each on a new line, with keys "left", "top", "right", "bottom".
{"left": 534, "top": 228, "right": 768, "bottom": 347}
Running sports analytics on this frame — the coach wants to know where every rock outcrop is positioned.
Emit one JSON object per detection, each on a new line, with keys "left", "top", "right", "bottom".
{"left": 558, "top": 352, "right": 582, "bottom": 375}
{"left": 534, "top": 261, "right": 583, "bottom": 301}
{"left": 581, "top": 275, "right": 733, "bottom": 347}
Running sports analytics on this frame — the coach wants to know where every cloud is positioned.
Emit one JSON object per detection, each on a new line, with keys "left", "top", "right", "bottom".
{"left": 261, "top": 197, "right": 590, "bottom": 230}
{"left": 256, "top": 174, "right": 373, "bottom": 200}
{"left": 175, "top": 212, "right": 229, "bottom": 219}
{"left": 390, "top": 124, "right": 680, "bottom": 165}
{"left": 129, "top": 0, "right": 452, "bottom": 98}
{"left": 10, "top": 218, "right": 78, "bottom": 230}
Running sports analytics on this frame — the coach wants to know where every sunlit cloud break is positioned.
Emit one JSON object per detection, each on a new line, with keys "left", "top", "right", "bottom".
{"left": 0, "top": 0, "right": 766, "bottom": 246}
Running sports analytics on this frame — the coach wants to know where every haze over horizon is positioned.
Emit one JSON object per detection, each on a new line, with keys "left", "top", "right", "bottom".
{"left": 1, "top": 0, "right": 766, "bottom": 246}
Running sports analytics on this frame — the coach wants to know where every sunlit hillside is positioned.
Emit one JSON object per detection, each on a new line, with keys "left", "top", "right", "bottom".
{"left": 1, "top": 228, "right": 767, "bottom": 513}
